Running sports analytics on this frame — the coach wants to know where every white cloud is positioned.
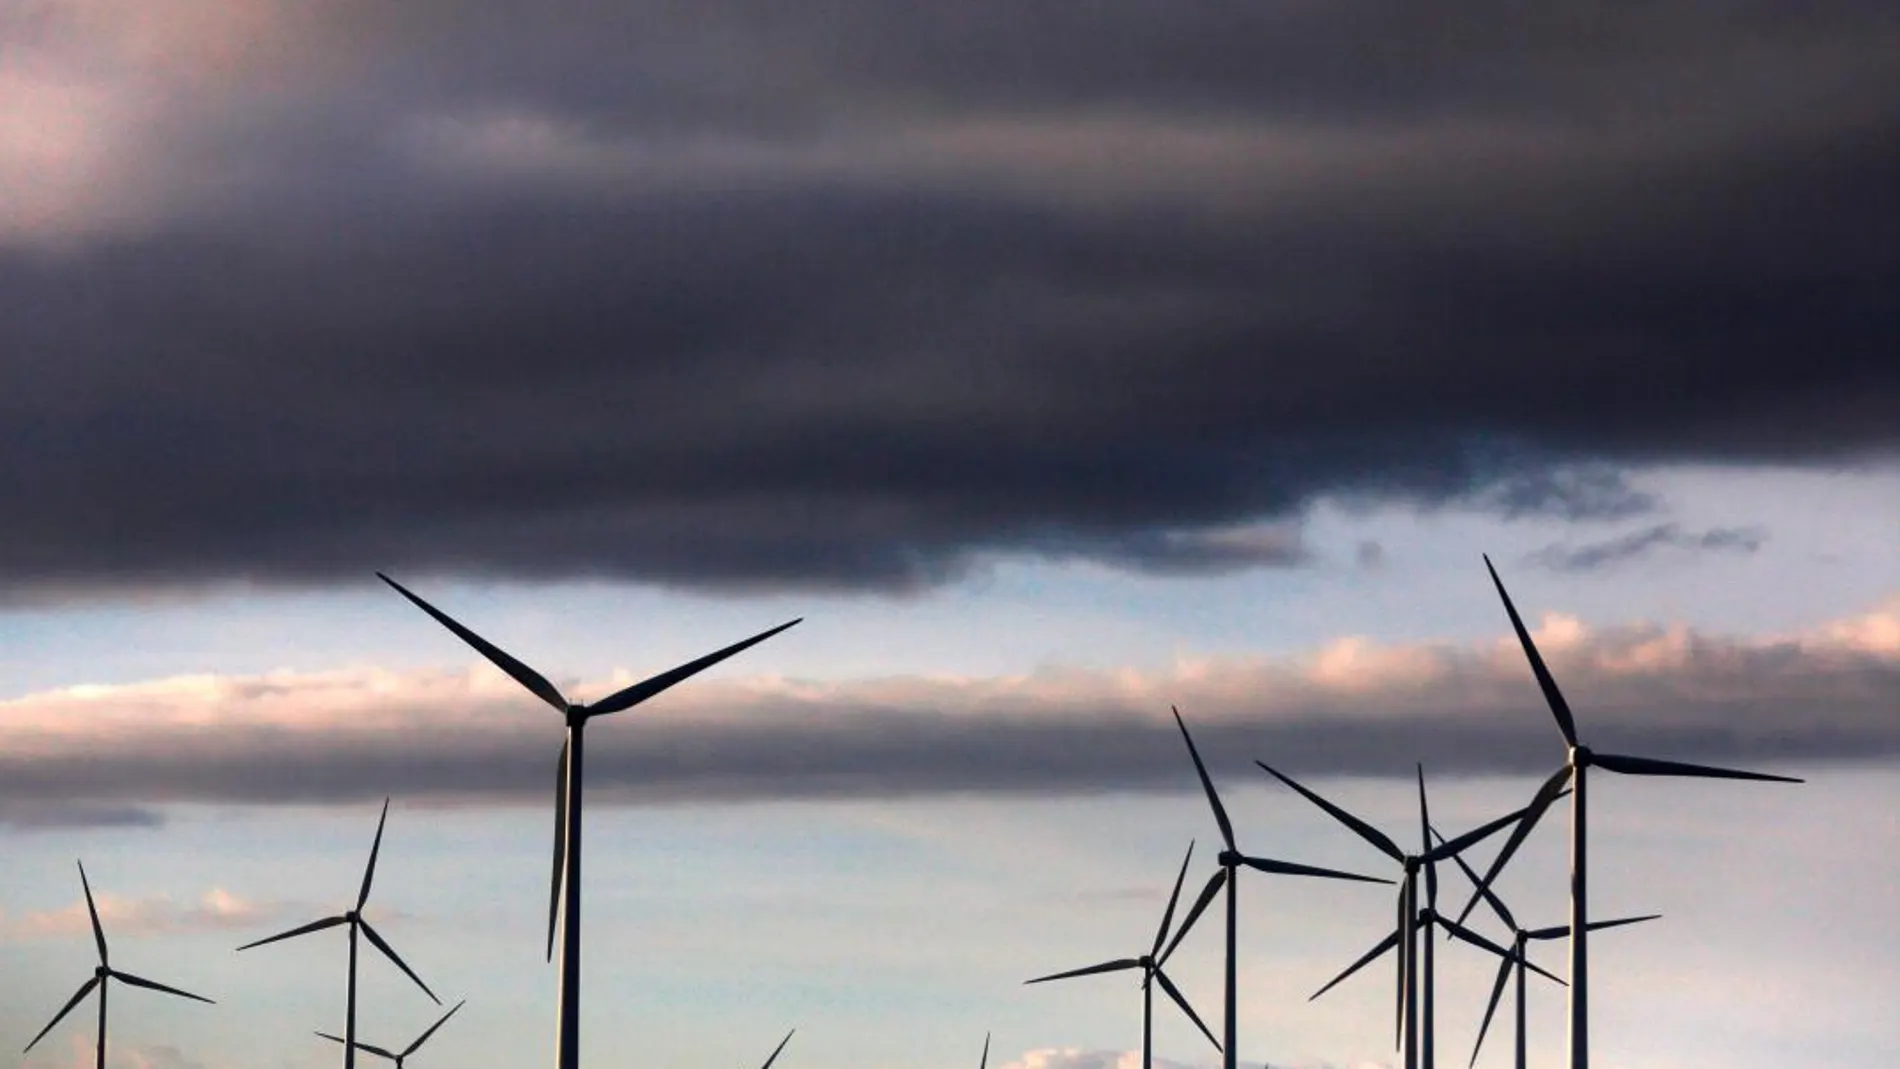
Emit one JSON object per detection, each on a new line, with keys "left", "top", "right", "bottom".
{"left": 0, "top": 596, "right": 1891, "bottom": 814}
{"left": 10, "top": 887, "right": 278, "bottom": 940}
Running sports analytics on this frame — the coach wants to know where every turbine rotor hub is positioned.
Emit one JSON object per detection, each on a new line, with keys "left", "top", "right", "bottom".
{"left": 1217, "top": 849, "right": 1241, "bottom": 867}
{"left": 1571, "top": 743, "right": 1594, "bottom": 767}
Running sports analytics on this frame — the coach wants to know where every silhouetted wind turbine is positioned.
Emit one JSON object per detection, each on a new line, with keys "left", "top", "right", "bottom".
{"left": 978, "top": 1032, "right": 990, "bottom": 1069}
{"left": 237, "top": 798, "right": 438, "bottom": 1069}
{"left": 1159, "top": 707, "right": 1390, "bottom": 1069}
{"left": 318, "top": 999, "right": 465, "bottom": 1069}
{"left": 1025, "top": 841, "right": 1221, "bottom": 1068}
{"left": 1462, "top": 556, "right": 1801, "bottom": 1069}
{"left": 24, "top": 862, "right": 215, "bottom": 1069}
{"left": 378, "top": 572, "right": 798, "bottom": 1069}
{"left": 1440, "top": 833, "right": 1656, "bottom": 1069}
{"left": 1258, "top": 763, "right": 1549, "bottom": 1069}
{"left": 755, "top": 1029, "right": 795, "bottom": 1069}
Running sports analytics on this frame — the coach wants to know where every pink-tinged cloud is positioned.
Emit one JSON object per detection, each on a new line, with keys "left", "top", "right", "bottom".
{"left": 1, "top": 601, "right": 1892, "bottom": 824}
{"left": 10, "top": 888, "right": 279, "bottom": 940}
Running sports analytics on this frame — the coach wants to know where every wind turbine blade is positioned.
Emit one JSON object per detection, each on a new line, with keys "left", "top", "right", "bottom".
{"left": 358, "top": 797, "right": 391, "bottom": 911}
{"left": 110, "top": 971, "right": 215, "bottom": 1004}
{"left": 1307, "top": 928, "right": 1400, "bottom": 1002}
{"left": 1469, "top": 954, "right": 1513, "bottom": 1068}
{"left": 547, "top": 739, "right": 568, "bottom": 963}
{"left": 1158, "top": 868, "right": 1225, "bottom": 966}
{"left": 1153, "top": 968, "right": 1221, "bottom": 1052}
{"left": 1591, "top": 752, "right": 1803, "bottom": 783}
{"left": 1440, "top": 916, "right": 1564, "bottom": 984}
{"left": 378, "top": 573, "right": 568, "bottom": 713}
{"left": 1151, "top": 840, "right": 1195, "bottom": 957}
{"left": 1423, "top": 791, "right": 1561, "bottom": 866}
{"left": 1455, "top": 765, "right": 1571, "bottom": 926}
{"left": 1172, "top": 707, "right": 1235, "bottom": 851}
{"left": 1434, "top": 827, "right": 1515, "bottom": 932}
{"left": 23, "top": 976, "right": 99, "bottom": 1053}
{"left": 585, "top": 619, "right": 802, "bottom": 717}
{"left": 1526, "top": 913, "right": 1661, "bottom": 940}
{"left": 979, "top": 1032, "right": 989, "bottom": 1069}
{"left": 235, "top": 914, "right": 347, "bottom": 951}
{"left": 1587, "top": 912, "right": 1662, "bottom": 932}
{"left": 403, "top": 1000, "right": 466, "bottom": 1056}
{"left": 758, "top": 1028, "right": 795, "bottom": 1069}
{"left": 1484, "top": 555, "right": 1579, "bottom": 747}
{"left": 1024, "top": 958, "right": 1143, "bottom": 984}
{"left": 1419, "top": 767, "right": 1440, "bottom": 911}
{"left": 359, "top": 919, "right": 441, "bottom": 1004}
{"left": 1255, "top": 761, "right": 1405, "bottom": 863}
{"left": 1240, "top": 854, "right": 1391, "bottom": 884}
{"left": 76, "top": 860, "right": 109, "bottom": 965}
{"left": 316, "top": 1033, "right": 399, "bottom": 1061}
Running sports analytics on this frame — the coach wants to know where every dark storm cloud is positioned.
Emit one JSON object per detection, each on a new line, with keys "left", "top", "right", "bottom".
{"left": 2, "top": 1, "right": 1896, "bottom": 593}
{"left": 1528, "top": 523, "right": 1768, "bottom": 573}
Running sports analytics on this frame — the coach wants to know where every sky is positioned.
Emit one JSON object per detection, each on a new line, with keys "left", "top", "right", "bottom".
{"left": 2, "top": 2, "right": 1897, "bottom": 1068}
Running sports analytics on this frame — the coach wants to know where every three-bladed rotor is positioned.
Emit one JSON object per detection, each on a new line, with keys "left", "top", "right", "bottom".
{"left": 1459, "top": 556, "right": 1802, "bottom": 923}
{"left": 236, "top": 798, "right": 439, "bottom": 1004}
{"left": 378, "top": 572, "right": 800, "bottom": 959}
{"left": 1025, "top": 840, "right": 1222, "bottom": 1059}
{"left": 24, "top": 861, "right": 215, "bottom": 1067}
{"left": 318, "top": 999, "right": 467, "bottom": 1068}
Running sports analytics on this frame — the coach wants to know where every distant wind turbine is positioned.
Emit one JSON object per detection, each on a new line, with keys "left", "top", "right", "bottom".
{"left": 1462, "top": 556, "right": 1801, "bottom": 1069}
{"left": 378, "top": 572, "right": 799, "bottom": 1069}
{"left": 1025, "top": 841, "right": 1222, "bottom": 1067}
{"left": 1259, "top": 763, "right": 1552, "bottom": 1069}
{"left": 978, "top": 1032, "right": 990, "bottom": 1069}
{"left": 1439, "top": 833, "right": 1656, "bottom": 1069}
{"left": 24, "top": 862, "right": 215, "bottom": 1069}
{"left": 237, "top": 797, "right": 438, "bottom": 1069}
{"left": 1160, "top": 707, "right": 1390, "bottom": 1069}
{"left": 318, "top": 999, "right": 466, "bottom": 1069}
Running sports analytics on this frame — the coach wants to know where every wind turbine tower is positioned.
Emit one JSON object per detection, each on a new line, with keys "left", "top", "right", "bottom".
{"left": 379, "top": 573, "right": 798, "bottom": 1069}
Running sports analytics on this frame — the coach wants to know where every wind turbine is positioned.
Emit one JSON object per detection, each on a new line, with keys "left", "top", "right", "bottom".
{"left": 237, "top": 797, "right": 438, "bottom": 1069}
{"left": 978, "top": 1033, "right": 990, "bottom": 1069}
{"left": 1461, "top": 556, "right": 1801, "bottom": 1069}
{"left": 24, "top": 861, "right": 215, "bottom": 1069}
{"left": 1257, "top": 762, "right": 1551, "bottom": 1069}
{"left": 755, "top": 1029, "right": 795, "bottom": 1069}
{"left": 1159, "top": 707, "right": 1390, "bottom": 1069}
{"left": 1440, "top": 836, "right": 1656, "bottom": 1069}
{"left": 1025, "top": 841, "right": 1222, "bottom": 1068}
{"left": 318, "top": 999, "right": 466, "bottom": 1069}
{"left": 377, "top": 573, "right": 799, "bottom": 1069}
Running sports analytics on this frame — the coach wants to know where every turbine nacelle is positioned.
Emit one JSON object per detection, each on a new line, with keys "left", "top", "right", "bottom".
{"left": 1571, "top": 744, "right": 1594, "bottom": 768}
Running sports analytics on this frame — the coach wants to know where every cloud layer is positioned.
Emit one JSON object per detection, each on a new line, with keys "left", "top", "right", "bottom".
{"left": 0, "top": 2, "right": 1895, "bottom": 594}
{"left": 2, "top": 600, "right": 1892, "bottom": 822}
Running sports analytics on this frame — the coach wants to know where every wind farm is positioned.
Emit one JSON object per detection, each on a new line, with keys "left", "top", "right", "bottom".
{"left": 5, "top": 559, "right": 1840, "bottom": 1069}
{"left": 2, "top": 4, "right": 1889, "bottom": 1065}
